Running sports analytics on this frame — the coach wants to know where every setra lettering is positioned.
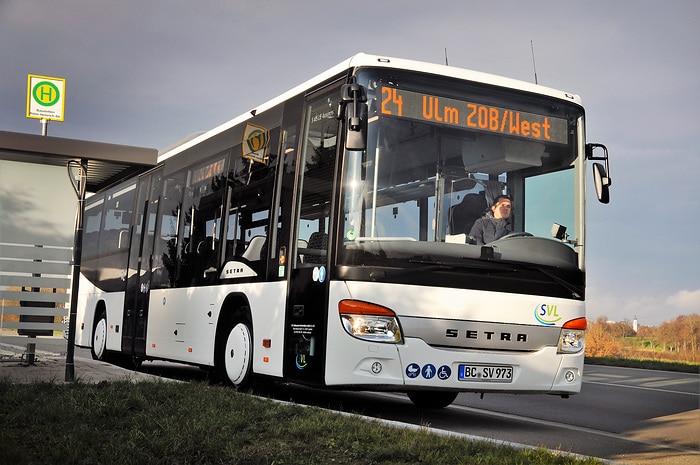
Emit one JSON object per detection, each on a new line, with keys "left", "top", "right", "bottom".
{"left": 445, "top": 328, "right": 528, "bottom": 342}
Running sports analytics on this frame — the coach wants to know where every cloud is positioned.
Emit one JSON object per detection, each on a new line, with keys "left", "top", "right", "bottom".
{"left": 587, "top": 286, "right": 700, "bottom": 327}
{"left": 665, "top": 289, "right": 700, "bottom": 314}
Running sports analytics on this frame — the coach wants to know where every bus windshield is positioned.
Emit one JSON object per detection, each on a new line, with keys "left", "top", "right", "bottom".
{"left": 340, "top": 70, "right": 584, "bottom": 273}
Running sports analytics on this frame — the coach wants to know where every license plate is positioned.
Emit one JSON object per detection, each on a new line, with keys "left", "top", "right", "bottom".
{"left": 458, "top": 364, "right": 513, "bottom": 382}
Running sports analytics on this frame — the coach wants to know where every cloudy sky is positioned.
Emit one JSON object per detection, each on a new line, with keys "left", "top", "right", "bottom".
{"left": 1, "top": 0, "right": 698, "bottom": 327}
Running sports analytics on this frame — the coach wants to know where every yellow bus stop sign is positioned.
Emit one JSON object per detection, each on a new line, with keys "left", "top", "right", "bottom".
{"left": 27, "top": 74, "right": 66, "bottom": 122}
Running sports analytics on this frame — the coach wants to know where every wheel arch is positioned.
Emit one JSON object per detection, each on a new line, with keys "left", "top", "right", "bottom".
{"left": 215, "top": 293, "right": 253, "bottom": 360}
{"left": 90, "top": 300, "right": 109, "bottom": 361}
{"left": 92, "top": 300, "right": 107, "bottom": 337}
{"left": 213, "top": 292, "right": 257, "bottom": 387}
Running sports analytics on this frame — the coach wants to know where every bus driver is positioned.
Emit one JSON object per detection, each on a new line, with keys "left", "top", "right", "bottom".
{"left": 469, "top": 194, "right": 513, "bottom": 244}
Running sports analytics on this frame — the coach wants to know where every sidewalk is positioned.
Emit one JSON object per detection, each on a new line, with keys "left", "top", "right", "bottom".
{"left": 0, "top": 342, "right": 166, "bottom": 384}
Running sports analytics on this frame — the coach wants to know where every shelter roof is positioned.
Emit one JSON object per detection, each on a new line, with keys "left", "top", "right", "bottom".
{"left": 0, "top": 131, "right": 157, "bottom": 192}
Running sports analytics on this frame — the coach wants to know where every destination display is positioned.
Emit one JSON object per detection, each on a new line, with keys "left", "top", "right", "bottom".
{"left": 190, "top": 158, "right": 225, "bottom": 185}
{"left": 380, "top": 86, "right": 568, "bottom": 144}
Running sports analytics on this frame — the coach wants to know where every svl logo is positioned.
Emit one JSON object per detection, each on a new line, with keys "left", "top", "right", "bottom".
{"left": 534, "top": 304, "right": 561, "bottom": 325}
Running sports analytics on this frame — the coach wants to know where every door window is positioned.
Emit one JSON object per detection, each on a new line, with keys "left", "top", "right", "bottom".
{"left": 294, "top": 90, "right": 341, "bottom": 267}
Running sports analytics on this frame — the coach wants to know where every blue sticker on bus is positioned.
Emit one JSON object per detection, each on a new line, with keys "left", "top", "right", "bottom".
{"left": 421, "top": 364, "right": 436, "bottom": 379}
{"left": 437, "top": 365, "right": 452, "bottom": 380}
{"left": 406, "top": 363, "right": 420, "bottom": 378}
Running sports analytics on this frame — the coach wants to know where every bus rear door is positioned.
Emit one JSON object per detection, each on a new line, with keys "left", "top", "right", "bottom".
{"left": 122, "top": 170, "right": 162, "bottom": 358}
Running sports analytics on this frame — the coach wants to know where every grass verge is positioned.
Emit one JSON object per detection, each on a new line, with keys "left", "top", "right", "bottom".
{"left": 0, "top": 379, "right": 603, "bottom": 465}
{"left": 585, "top": 356, "right": 700, "bottom": 373}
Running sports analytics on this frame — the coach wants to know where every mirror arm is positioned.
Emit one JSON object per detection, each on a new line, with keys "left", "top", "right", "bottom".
{"left": 587, "top": 143, "right": 612, "bottom": 203}
{"left": 338, "top": 81, "right": 368, "bottom": 151}
{"left": 586, "top": 143, "right": 611, "bottom": 183}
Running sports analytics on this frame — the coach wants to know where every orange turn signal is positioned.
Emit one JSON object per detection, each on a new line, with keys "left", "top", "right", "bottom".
{"left": 338, "top": 299, "right": 395, "bottom": 316}
{"left": 563, "top": 317, "right": 587, "bottom": 330}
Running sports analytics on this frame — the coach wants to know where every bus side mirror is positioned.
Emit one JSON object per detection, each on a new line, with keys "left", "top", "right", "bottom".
{"left": 586, "top": 143, "right": 611, "bottom": 204}
{"left": 339, "top": 82, "right": 368, "bottom": 151}
{"left": 592, "top": 163, "right": 610, "bottom": 204}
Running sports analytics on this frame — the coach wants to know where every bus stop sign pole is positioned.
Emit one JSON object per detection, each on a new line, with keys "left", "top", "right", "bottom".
{"left": 65, "top": 159, "right": 87, "bottom": 382}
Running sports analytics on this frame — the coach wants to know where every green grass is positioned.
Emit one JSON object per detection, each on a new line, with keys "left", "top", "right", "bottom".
{"left": 0, "top": 380, "right": 603, "bottom": 465}
{"left": 585, "top": 356, "right": 700, "bottom": 373}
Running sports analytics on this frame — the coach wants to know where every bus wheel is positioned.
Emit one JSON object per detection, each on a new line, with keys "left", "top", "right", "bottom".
{"left": 91, "top": 311, "right": 108, "bottom": 361}
{"left": 407, "top": 391, "right": 458, "bottom": 409}
{"left": 220, "top": 317, "right": 254, "bottom": 390}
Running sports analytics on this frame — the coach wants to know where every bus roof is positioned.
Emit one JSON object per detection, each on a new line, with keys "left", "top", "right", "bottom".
{"left": 158, "top": 53, "right": 582, "bottom": 163}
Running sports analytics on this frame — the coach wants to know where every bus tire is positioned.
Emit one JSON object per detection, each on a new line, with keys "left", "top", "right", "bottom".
{"left": 407, "top": 391, "right": 458, "bottom": 409}
{"left": 91, "top": 310, "right": 108, "bottom": 361}
{"left": 219, "top": 315, "right": 254, "bottom": 390}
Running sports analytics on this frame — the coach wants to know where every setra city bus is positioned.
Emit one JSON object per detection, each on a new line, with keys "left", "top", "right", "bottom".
{"left": 75, "top": 53, "right": 611, "bottom": 408}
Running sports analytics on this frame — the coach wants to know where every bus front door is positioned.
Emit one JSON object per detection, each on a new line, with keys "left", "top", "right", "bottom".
{"left": 283, "top": 84, "right": 341, "bottom": 384}
{"left": 122, "top": 171, "right": 162, "bottom": 358}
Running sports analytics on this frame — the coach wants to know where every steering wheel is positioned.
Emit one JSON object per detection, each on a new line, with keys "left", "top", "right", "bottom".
{"left": 500, "top": 232, "right": 533, "bottom": 239}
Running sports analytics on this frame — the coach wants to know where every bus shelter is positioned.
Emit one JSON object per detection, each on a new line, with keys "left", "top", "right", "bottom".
{"left": 0, "top": 130, "right": 156, "bottom": 379}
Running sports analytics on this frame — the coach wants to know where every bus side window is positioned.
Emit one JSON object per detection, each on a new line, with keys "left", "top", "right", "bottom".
{"left": 152, "top": 173, "right": 186, "bottom": 289}
{"left": 82, "top": 197, "right": 104, "bottom": 259}
{"left": 177, "top": 156, "right": 227, "bottom": 286}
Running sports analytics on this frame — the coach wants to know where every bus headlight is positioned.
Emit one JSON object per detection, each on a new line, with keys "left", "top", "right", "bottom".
{"left": 339, "top": 300, "right": 402, "bottom": 343}
{"left": 558, "top": 317, "right": 586, "bottom": 354}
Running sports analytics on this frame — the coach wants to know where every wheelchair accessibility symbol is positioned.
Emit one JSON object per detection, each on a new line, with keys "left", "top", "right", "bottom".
{"left": 437, "top": 365, "right": 452, "bottom": 380}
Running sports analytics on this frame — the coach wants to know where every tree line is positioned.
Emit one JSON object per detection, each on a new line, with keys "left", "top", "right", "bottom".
{"left": 585, "top": 314, "right": 699, "bottom": 363}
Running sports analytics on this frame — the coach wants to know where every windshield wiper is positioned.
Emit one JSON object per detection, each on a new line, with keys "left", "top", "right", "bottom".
{"left": 411, "top": 258, "right": 517, "bottom": 272}
{"left": 368, "top": 258, "right": 516, "bottom": 281}
{"left": 368, "top": 258, "right": 582, "bottom": 298}
{"left": 522, "top": 264, "right": 583, "bottom": 299}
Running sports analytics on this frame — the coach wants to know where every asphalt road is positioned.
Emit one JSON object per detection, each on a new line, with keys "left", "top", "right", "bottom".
{"left": 10, "top": 335, "right": 699, "bottom": 465}
{"left": 248, "top": 365, "right": 699, "bottom": 465}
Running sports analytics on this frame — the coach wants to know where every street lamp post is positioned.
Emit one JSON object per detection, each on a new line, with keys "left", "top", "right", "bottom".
{"left": 65, "top": 159, "right": 87, "bottom": 382}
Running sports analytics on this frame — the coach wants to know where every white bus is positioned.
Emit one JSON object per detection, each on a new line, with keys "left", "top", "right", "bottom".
{"left": 75, "top": 53, "right": 611, "bottom": 408}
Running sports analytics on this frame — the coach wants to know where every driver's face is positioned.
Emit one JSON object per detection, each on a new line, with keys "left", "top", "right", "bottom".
{"left": 492, "top": 200, "right": 512, "bottom": 219}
